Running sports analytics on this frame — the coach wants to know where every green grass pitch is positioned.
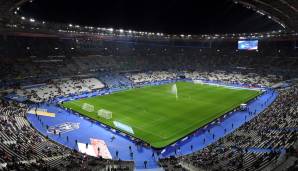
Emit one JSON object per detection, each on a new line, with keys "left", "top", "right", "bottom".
{"left": 61, "top": 82, "right": 261, "bottom": 148}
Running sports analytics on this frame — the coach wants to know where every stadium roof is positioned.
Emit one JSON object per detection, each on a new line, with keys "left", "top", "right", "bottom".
{"left": 1, "top": 0, "right": 298, "bottom": 32}
{"left": 233, "top": 0, "right": 298, "bottom": 31}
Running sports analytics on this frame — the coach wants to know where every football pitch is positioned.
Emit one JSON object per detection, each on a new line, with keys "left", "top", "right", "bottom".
{"left": 61, "top": 82, "right": 261, "bottom": 148}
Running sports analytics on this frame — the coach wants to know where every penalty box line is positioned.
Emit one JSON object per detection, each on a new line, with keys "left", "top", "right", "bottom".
{"left": 64, "top": 101, "right": 168, "bottom": 140}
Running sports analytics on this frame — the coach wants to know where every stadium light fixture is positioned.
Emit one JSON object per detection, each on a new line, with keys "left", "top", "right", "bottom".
{"left": 21, "top": 16, "right": 26, "bottom": 20}
{"left": 280, "top": 23, "right": 286, "bottom": 29}
{"left": 256, "top": 10, "right": 265, "bottom": 16}
{"left": 69, "top": 24, "right": 73, "bottom": 27}
{"left": 108, "top": 28, "right": 114, "bottom": 32}
{"left": 29, "top": 18, "right": 35, "bottom": 22}
{"left": 119, "top": 29, "right": 124, "bottom": 33}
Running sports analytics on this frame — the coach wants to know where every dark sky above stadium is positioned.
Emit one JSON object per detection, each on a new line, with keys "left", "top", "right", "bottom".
{"left": 21, "top": 0, "right": 282, "bottom": 34}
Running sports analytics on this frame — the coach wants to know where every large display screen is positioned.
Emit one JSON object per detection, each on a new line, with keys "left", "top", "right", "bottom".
{"left": 238, "top": 40, "right": 258, "bottom": 50}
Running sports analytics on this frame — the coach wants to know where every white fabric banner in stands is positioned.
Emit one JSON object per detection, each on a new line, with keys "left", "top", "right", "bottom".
{"left": 77, "top": 138, "right": 112, "bottom": 159}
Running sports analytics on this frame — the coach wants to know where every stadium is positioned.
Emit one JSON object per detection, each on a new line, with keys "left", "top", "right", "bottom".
{"left": 0, "top": 0, "right": 297, "bottom": 170}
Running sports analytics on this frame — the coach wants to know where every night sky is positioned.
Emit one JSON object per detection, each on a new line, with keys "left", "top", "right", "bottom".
{"left": 20, "top": 0, "right": 282, "bottom": 34}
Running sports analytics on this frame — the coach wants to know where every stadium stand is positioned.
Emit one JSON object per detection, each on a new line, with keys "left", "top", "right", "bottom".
{"left": 0, "top": 41, "right": 297, "bottom": 169}
{"left": 160, "top": 85, "right": 298, "bottom": 171}
{"left": 15, "top": 78, "right": 105, "bottom": 102}
{"left": 0, "top": 0, "right": 297, "bottom": 170}
{"left": 97, "top": 72, "right": 132, "bottom": 89}
{"left": 126, "top": 71, "right": 178, "bottom": 84}
{"left": 0, "top": 100, "right": 134, "bottom": 170}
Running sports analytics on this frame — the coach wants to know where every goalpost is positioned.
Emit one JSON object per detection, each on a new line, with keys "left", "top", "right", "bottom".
{"left": 97, "top": 109, "right": 112, "bottom": 120}
{"left": 81, "top": 103, "right": 112, "bottom": 120}
{"left": 82, "top": 103, "right": 94, "bottom": 112}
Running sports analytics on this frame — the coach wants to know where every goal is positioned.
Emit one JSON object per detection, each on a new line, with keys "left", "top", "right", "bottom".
{"left": 82, "top": 103, "right": 94, "bottom": 112}
{"left": 97, "top": 109, "right": 112, "bottom": 119}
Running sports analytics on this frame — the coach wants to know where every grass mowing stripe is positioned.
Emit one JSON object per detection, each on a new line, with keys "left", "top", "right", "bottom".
{"left": 62, "top": 82, "right": 261, "bottom": 148}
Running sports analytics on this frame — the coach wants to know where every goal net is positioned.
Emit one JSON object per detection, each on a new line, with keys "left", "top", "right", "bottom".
{"left": 82, "top": 103, "right": 94, "bottom": 112}
{"left": 97, "top": 109, "right": 112, "bottom": 119}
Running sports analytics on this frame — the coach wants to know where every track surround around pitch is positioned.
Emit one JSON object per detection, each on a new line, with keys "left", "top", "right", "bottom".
{"left": 61, "top": 82, "right": 261, "bottom": 148}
